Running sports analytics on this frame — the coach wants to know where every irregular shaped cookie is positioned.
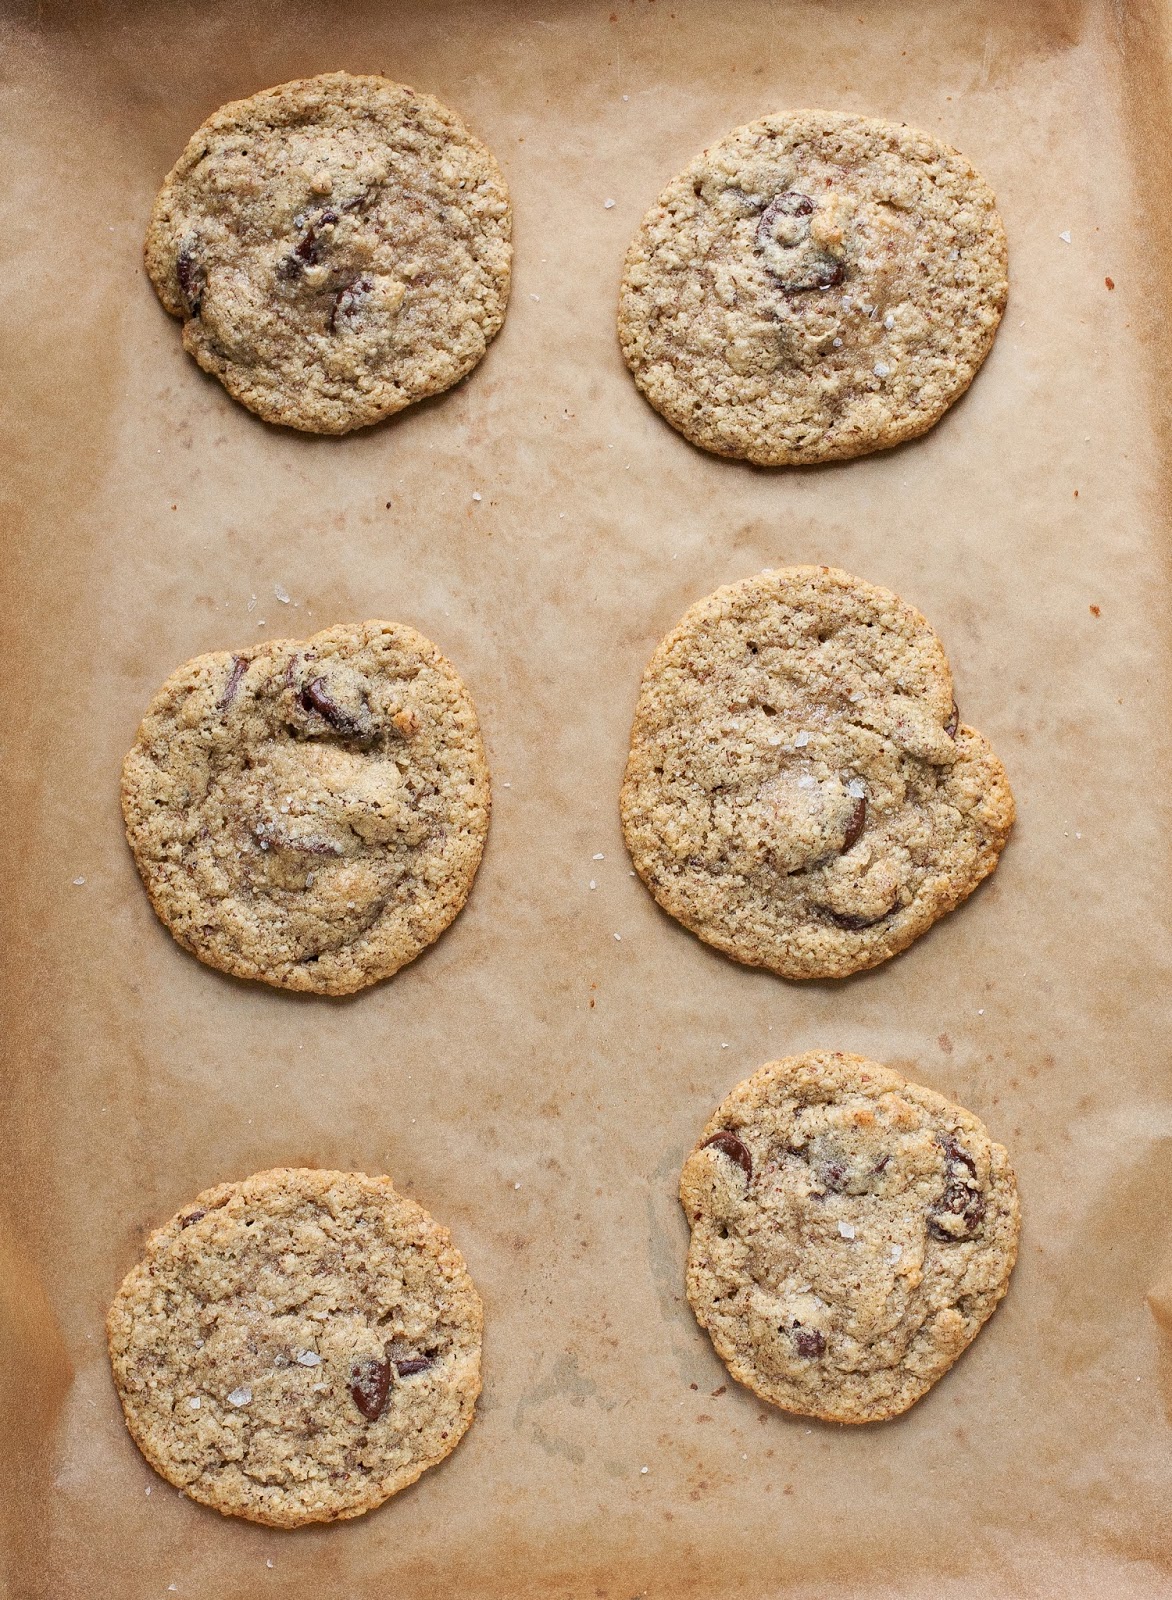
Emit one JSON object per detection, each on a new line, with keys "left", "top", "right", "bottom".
{"left": 107, "top": 1169, "right": 482, "bottom": 1525}
{"left": 620, "top": 566, "right": 1013, "bottom": 979}
{"left": 618, "top": 111, "right": 1007, "bottom": 464}
{"left": 145, "top": 72, "right": 511, "bottom": 432}
{"left": 680, "top": 1053, "right": 1019, "bottom": 1422}
{"left": 122, "top": 621, "right": 490, "bottom": 994}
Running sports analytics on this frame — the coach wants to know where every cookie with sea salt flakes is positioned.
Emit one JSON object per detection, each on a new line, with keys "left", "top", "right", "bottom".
{"left": 145, "top": 71, "right": 511, "bottom": 433}
{"left": 620, "top": 567, "right": 1014, "bottom": 979}
{"left": 680, "top": 1053, "right": 1019, "bottom": 1423}
{"left": 121, "top": 620, "right": 490, "bottom": 994}
{"left": 618, "top": 111, "right": 1007, "bottom": 464}
{"left": 107, "top": 1168, "right": 483, "bottom": 1525}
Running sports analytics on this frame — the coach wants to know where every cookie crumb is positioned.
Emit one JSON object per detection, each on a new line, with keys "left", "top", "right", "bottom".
{"left": 1105, "top": 276, "right": 1115, "bottom": 290}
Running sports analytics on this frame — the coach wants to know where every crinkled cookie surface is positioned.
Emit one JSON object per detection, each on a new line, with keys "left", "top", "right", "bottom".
{"left": 618, "top": 111, "right": 1007, "bottom": 464}
{"left": 107, "top": 1168, "right": 483, "bottom": 1526}
{"left": 146, "top": 72, "right": 512, "bottom": 432}
{"left": 680, "top": 1053, "right": 1019, "bottom": 1422}
{"left": 620, "top": 566, "right": 1014, "bottom": 979}
{"left": 121, "top": 620, "right": 490, "bottom": 994}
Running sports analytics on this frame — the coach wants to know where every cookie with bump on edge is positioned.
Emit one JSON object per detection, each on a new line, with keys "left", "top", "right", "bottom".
{"left": 680, "top": 1052, "right": 1020, "bottom": 1423}
{"left": 121, "top": 619, "right": 490, "bottom": 994}
{"left": 618, "top": 110, "right": 1007, "bottom": 464}
{"left": 145, "top": 71, "right": 512, "bottom": 433}
{"left": 106, "top": 1168, "right": 483, "bottom": 1526}
{"left": 620, "top": 565, "right": 1014, "bottom": 979}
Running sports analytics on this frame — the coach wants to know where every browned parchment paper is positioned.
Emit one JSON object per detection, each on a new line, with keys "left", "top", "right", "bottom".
{"left": 3, "top": 1, "right": 1172, "bottom": 1594}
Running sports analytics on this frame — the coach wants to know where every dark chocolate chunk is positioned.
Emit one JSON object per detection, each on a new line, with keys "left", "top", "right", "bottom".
{"left": 349, "top": 1355, "right": 392, "bottom": 1420}
{"left": 701, "top": 1129, "right": 753, "bottom": 1181}
{"left": 179, "top": 1209, "right": 205, "bottom": 1228}
{"left": 927, "top": 1134, "right": 985, "bottom": 1240}
{"left": 299, "top": 677, "right": 359, "bottom": 734}
{"left": 945, "top": 701, "right": 959, "bottom": 738}
{"left": 217, "top": 654, "right": 250, "bottom": 712}
{"left": 792, "top": 1325, "right": 825, "bottom": 1359}
{"left": 823, "top": 904, "right": 894, "bottom": 931}
{"left": 394, "top": 1357, "right": 432, "bottom": 1377}
{"left": 175, "top": 242, "right": 205, "bottom": 316}
{"left": 842, "top": 795, "right": 866, "bottom": 851}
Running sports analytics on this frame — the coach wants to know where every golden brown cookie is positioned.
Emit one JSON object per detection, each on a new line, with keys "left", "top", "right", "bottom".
{"left": 145, "top": 72, "right": 512, "bottom": 433}
{"left": 107, "top": 1169, "right": 483, "bottom": 1526}
{"left": 680, "top": 1053, "right": 1020, "bottom": 1422}
{"left": 620, "top": 567, "right": 1013, "bottom": 979}
{"left": 618, "top": 111, "right": 1007, "bottom": 463}
{"left": 122, "top": 621, "right": 490, "bottom": 994}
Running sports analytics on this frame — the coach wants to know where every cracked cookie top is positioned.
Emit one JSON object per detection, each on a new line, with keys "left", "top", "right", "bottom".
{"left": 620, "top": 567, "right": 1014, "bottom": 979}
{"left": 145, "top": 72, "right": 512, "bottom": 433}
{"left": 107, "top": 1169, "right": 483, "bottom": 1525}
{"left": 121, "top": 620, "right": 490, "bottom": 994}
{"left": 618, "top": 111, "right": 1007, "bottom": 464}
{"left": 680, "top": 1053, "right": 1019, "bottom": 1423}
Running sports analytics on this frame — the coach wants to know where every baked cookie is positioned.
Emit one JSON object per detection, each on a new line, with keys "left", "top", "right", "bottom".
{"left": 618, "top": 111, "right": 1007, "bottom": 464}
{"left": 107, "top": 1169, "right": 483, "bottom": 1526}
{"left": 145, "top": 71, "right": 511, "bottom": 433}
{"left": 680, "top": 1053, "right": 1019, "bottom": 1423}
{"left": 620, "top": 567, "right": 1013, "bottom": 979}
{"left": 122, "top": 620, "right": 490, "bottom": 994}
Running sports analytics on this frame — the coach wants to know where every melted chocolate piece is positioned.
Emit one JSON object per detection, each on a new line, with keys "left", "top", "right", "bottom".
{"left": 176, "top": 243, "right": 205, "bottom": 316}
{"left": 945, "top": 701, "right": 959, "bottom": 738}
{"left": 842, "top": 796, "right": 866, "bottom": 851}
{"left": 824, "top": 903, "right": 895, "bottom": 931}
{"left": 757, "top": 193, "right": 815, "bottom": 243}
{"left": 701, "top": 1129, "right": 753, "bottom": 1181}
{"left": 217, "top": 654, "right": 250, "bottom": 712}
{"left": 179, "top": 1209, "right": 205, "bottom": 1228}
{"left": 818, "top": 1160, "right": 849, "bottom": 1193}
{"left": 349, "top": 1356, "right": 392, "bottom": 1420}
{"left": 328, "top": 276, "right": 373, "bottom": 334}
{"left": 394, "top": 1357, "right": 432, "bottom": 1377}
{"left": 299, "top": 677, "right": 361, "bottom": 735}
{"left": 927, "top": 1134, "right": 985, "bottom": 1241}
{"left": 792, "top": 1325, "right": 825, "bottom": 1359}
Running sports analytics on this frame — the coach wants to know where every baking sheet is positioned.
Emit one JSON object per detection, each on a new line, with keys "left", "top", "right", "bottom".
{"left": 3, "top": 0, "right": 1172, "bottom": 1595}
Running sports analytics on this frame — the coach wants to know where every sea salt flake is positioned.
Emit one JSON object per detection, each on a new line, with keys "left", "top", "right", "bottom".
{"left": 873, "top": 361, "right": 891, "bottom": 378}
{"left": 948, "top": 248, "right": 959, "bottom": 260}
{"left": 614, "top": 932, "right": 622, "bottom": 941}
{"left": 832, "top": 337, "right": 843, "bottom": 348}
{"left": 883, "top": 313, "right": 895, "bottom": 330}
{"left": 797, "top": 775, "right": 816, "bottom": 789}
{"left": 604, "top": 198, "right": 616, "bottom": 209}
{"left": 838, "top": 1221, "right": 856, "bottom": 1240}
{"left": 472, "top": 491, "right": 482, "bottom": 502}
{"left": 589, "top": 880, "right": 597, "bottom": 890}
{"left": 888, "top": 1244, "right": 902, "bottom": 1262}
{"left": 593, "top": 852, "right": 605, "bottom": 860}
{"left": 847, "top": 779, "right": 866, "bottom": 799}
{"left": 274, "top": 583, "right": 290, "bottom": 604}
{"left": 1059, "top": 230, "right": 1072, "bottom": 243}
{"left": 227, "top": 1386, "right": 252, "bottom": 1407}
{"left": 640, "top": 1465, "right": 649, "bottom": 1474}
{"left": 188, "top": 1397, "right": 201, "bottom": 1409}
{"left": 72, "top": 875, "right": 86, "bottom": 885}
{"left": 794, "top": 730, "right": 810, "bottom": 747}
{"left": 296, "top": 1351, "right": 321, "bottom": 1367}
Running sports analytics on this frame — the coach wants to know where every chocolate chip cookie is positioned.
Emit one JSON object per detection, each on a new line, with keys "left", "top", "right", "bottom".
{"left": 145, "top": 72, "right": 512, "bottom": 433}
{"left": 680, "top": 1053, "right": 1019, "bottom": 1422}
{"left": 620, "top": 566, "right": 1013, "bottom": 979}
{"left": 121, "top": 621, "right": 490, "bottom": 994}
{"left": 618, "top": 111, "right": 1007, "bottom": 464}
{"left": 107, "top": 1169, "right": 483, "bottom": 1525}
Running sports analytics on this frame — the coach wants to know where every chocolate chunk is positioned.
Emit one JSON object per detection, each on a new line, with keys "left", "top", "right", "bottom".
{"left": 945, "top": 701, "right": 959, "bottom": 738}
{"left": 701, "top": 1129, "right": 753, "bottom": 1181}
{"left": 928, "top": 1134, "right": 985, "bottom": 1240}
{"left": 299, "top": 677, "right": 360, "bottom": 734}
{"left": 179, "top": 1209, "right": 205, "bottom": 1228}
{"left": 757, "top": 192, "right": 816, "bottom": 243}
{"left": 792, "top": 1325, "right": 825, "bottom": 1359}
{"left": 175, "top": 242, "right": 205, "bottom": 316}
{"left": 842, "top": 796, "right": 866, "bottom": 851}
{"left": 349, "top": 1356, "right": 391, "bottom": 1420}
{"left": 824, "top": 905, "right": 894, "bottom": 931}
{"left": 394, "top": 1357, "right": 432, "bottom": 1377}
{"left": 819, "top": 1160, "right": 849, "bottom": 1192}
{"left": 328, "top": 276, "right": 373, "bottom": 334}
{"left": 217, "top": 654, "right": 250, "bottom": 712}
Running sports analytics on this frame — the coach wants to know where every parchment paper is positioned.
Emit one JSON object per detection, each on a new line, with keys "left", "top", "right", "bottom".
{"left": 2, "top": 1, "right": 1171, "bottom": 1595}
